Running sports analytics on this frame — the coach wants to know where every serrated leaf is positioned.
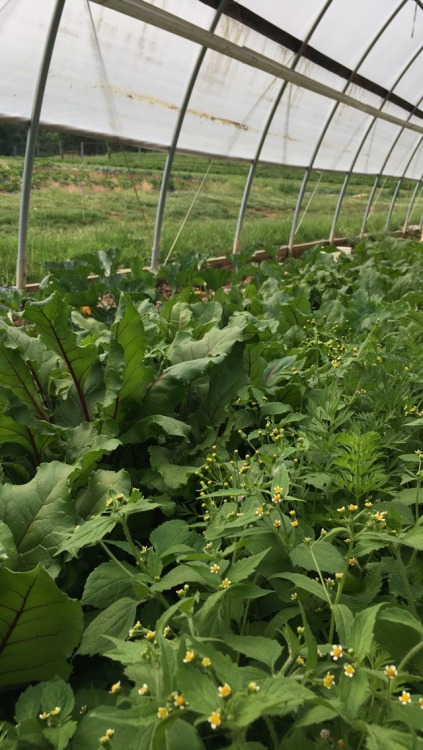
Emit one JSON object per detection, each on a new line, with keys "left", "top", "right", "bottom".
{"left": 0, "top": 565, "right": 82, "bottom": 689}
{"left": 56, "top": 516, "right": 117, "bottom": 555}
{"left": 82, "top": 562, "right": 138, "bottom": 608}
{"left": 227, "top": 549, "right": 270, "bottom": 582}
{"left": 272, "top": 573, "right": 329, "bottom": 602}
{"left": 77, "top": 598, "right": 138, "bottom": 656}
{"left": 224, "top": 634, "right": 282, "bottom": 671}
{"left": 350, "top": 604, "right": 384, "bottom": 662}
{"left": 290, "top": 541, "right": 345, "bottom": 574}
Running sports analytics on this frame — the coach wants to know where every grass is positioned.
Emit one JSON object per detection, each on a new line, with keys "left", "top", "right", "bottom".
{"left": 0, "top": 151, "right": 421, "bottom": 284}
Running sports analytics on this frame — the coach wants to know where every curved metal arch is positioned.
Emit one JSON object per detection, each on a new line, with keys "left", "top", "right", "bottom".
{"left": 385, "top": 136, "right": 423, "bottom": 229}
{"left": 287, "top": 0, "right": 408, "bottom": 252}
{"left": 150, "top": 0, "right": 226, "bottom": 268}
{"left": 360, "top": 90, "right": 423, "bottom": 236}
{"left": 329, "top": 49, "right": 423, "bottom": 242}
{"left": 232, "top": 0, "right": 334, "bottom": 254}
{"left": 17, "top": 0, "right": 67, "bottom": 290}
{"left": 403, "top": 177, "right": 422, "bottom": 232}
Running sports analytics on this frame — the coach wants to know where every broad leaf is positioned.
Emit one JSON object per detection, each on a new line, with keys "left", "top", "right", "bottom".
{"left": 24, "top": 293, "right": 97, "bottom": 421}
{"left": 0, "top": 461, "right": 75, "bottom": 574}
{"left": 0, "top": 565, "right": 82, "bottom": 689}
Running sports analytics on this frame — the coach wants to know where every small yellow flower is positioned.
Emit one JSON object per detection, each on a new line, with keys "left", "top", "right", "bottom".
{"left": 208, "top": 710, "right": 221, "bottom": 730}
{"left": 106, "top": 498, "right": 113, "bottom": 507}
{"left": 398, "top": 691, "right": 412, "bottom": 705}
{"left": 374, "top": 511, "right": 387, "bottom": 522}
{"left": 105, "top": 730, "right": 114, "bottom": 739}
{"left": 39, "top": 712, "right": 49, "bottom": 720}
{"left": 419, "top": 697, "right": 423, "bottom": 709}
{"left": 109, "top": 681, "right": 121, "bottom": 694}
{"left": 296, "top": 656, "right": 305, "bottom": 665}
{"left": 348, "top": 557, "right": 358, "bottom": 566}
{"left": 326, "top": 578, "right": 335, "bottom": 589}
{"left": 256, "top": 507, "right": 264, "bottom": 518}
{"left": 210, "top": 563, "right": 220, "bottom": 574}
{"left": 344, "top": 664, "right": 355, "bottom": 678}
{"left": 348, "top": 504, "right": 358, "bottom": 512}
{"left": 247, "top": 681, "right": 260, "bottom": 692}
{"left": 297, "top": 626, "right": 305, "bottom": 634}
{"left": 364, "top": 500, "right": 373, "bottom": 508}
{"left": 291, "top": 519, "right": 299, "bottom": 528}
{"left": 384, "top": 665, "right": 397, "bottom": 679}
{"left": 272, "top": 494, "right": 282, "bottom": 504}
{"left": 99, "top": 736, "right": 110, "bottom": 746}
{"left": 202, "top": 657, "right": 212, "bottom": 667}
{"left": 291, "top": 592, "right": 298, "bottom": 600}
{"left": 50, "top": 707, "right": 61, "bottom": 716}
{"left": 174, "top": 693, "right": 186, "bottom": 708}
{"left": 183, "top": 650, "right": 195, "bottom": 663}
{"left": 273, "top": 519, "right": 281, "bottom": 528}
{"left": 335, "top": 572, "right": 344, "bottom": 581}
{"left": 323, "top": 672, "right": 335, "bottom": 689}
{"left": 337, "top": 507, "right": 345, "bottom": 513}
{"left": 157, "top": 706, "right": 169, "bottom": 719}
{"left": 163, "top": 625, "right": 171, "bottom": 637}
{"left": 138, "top": 684, "right": 149, "bottom": 695}
{"left": 80, "top": 305, "right": 92, "bottom": 316}
{"left": 145, "top": 630, "right": 156, "bottom": 640}
{"left": 218, "top": 683, "right": 231, "bottom": 698}
{"left": 221, "top": 578, "right": 231, "bottom": 589}
{"left": 330, "top": 645, "right": 343, "bottom": 661}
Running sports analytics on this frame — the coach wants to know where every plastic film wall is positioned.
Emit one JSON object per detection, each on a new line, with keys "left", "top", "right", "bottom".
{"left": 1, "top": 0, "right": 423, "bottom": 179}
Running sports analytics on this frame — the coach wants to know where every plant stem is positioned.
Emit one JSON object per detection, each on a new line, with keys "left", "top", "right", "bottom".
{"left": 398, "top": 639, "right": 423, "bottom": 672}
{"left": 264, "top": 717, "right": 279, "bottom": 750}
{"left": 99, "top": 540, "right": 135, "bottom": 576}
{"left": 393, "top": 545, "right": 418, "bottom": 618}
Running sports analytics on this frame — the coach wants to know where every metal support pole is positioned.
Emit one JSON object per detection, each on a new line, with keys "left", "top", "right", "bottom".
{"left": 385, "top": 137, "right": 423, "bottom": 230}
{"left": 232, "top": 0, "right": 335, "bottom": 255}
{"left": 288, "top": 0, "right": 407, "bottom": 252}
{"left": 331, "top": 48, "right": 423, "bottom": 241}
{"left": 403, "top": 179, "right": 422, "bottom": 232}
{"left": 150, "top": 0, "right": 226, "bottom": 268}
{"left": 17, "top": 0, "right": 66, "bottom": 290}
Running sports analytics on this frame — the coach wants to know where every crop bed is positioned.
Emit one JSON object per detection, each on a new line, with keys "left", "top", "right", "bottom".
{"left": 0, "top": 238, "right": 423, "bottom": 749}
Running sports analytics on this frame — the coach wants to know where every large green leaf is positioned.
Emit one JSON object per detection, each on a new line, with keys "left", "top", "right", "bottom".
{"left": 0, "top": 565, "right": 82, "bottom": 689}
{"left": 104, "top": 292, "right": 153, "bottom": 418}
{"left": 0, "top": 330, "right": 50, "bottom": 420}
{"left": 166, "top": 317, "right": 247, "bottom": 364}
{"left": 0, "top": 461, "right": 75, "bottom": 574}
{"left": 24, "top": 293, "right": 97, "bottom": 421}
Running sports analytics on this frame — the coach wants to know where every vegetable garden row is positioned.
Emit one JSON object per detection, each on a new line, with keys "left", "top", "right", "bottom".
{"left": 0, "top": 238, "right": 423, "bottom": 749}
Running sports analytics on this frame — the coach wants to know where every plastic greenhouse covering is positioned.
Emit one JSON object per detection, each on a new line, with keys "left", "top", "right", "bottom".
{"left": 0, "top": 0, "right": 423, "bottom": 284}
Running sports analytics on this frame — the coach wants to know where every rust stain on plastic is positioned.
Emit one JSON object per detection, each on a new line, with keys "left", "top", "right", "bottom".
{"left": 100, "top": 84, "right": 250, "bottom": 130}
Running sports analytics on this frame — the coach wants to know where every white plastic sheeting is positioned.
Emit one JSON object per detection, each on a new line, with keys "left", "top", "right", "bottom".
{"left": 1, "top": 0, "right": 423, "bottom": 179}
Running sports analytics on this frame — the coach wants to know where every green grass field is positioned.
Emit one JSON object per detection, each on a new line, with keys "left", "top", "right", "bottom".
{"left": 0, "top": 151, "right": 420, "bottom": 284}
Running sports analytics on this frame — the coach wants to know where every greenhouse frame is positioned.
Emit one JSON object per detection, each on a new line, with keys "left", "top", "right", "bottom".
{"left": 1, "top": 0, "right": 423, "bottom": 286}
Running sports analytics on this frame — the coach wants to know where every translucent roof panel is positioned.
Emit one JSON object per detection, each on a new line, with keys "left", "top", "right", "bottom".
{"left": 0, "top": 0, "right": 422, "bottom": 179}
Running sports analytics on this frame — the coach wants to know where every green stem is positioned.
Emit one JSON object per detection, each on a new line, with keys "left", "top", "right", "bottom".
{"left": 99, "top": 540, "right": 135, "bottom": 576}
{"left": 308, "top": 546, "right": 332, "bottom": 607}
{"left": 120, "top": 515, "right": 148, "bottom": 572}
{"left": 264, "top": 716, "right": 279, "bottom": 750}
{"left": 398, "top": 639, "right": 423, "bottom": 672}
{"left": 393, "top": 545, "right": 418, "bottom": 618}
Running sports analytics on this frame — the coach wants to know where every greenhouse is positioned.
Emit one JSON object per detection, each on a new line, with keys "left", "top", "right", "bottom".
{"left": 0, "top": 1, "right": 423, "bottom": 748}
